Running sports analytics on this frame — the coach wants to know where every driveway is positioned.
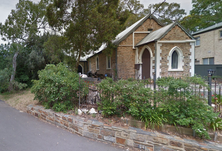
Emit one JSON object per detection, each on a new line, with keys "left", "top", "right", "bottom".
{"left": 0, "top": 100, "right": 124, "bottom": 151}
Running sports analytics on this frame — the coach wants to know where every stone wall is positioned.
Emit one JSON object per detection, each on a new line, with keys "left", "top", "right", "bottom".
{"left": 160, "top": 43, "right": 192, "bottom": 78}
{"left": 27, "top": 105, "right": 222, "bottom": 151}
{"left": 161, "top": 26, "right": 191, "bottom": 41}
{"left": 89, "top": 18, "right": 163, "bottom": 79}
{"left": 116, "top": 19, "right": 162, "bottom": 79}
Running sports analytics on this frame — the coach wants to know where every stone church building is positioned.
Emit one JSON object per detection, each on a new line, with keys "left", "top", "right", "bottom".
{"left": 79, "top": 14, "right": 195, "bottom": 79}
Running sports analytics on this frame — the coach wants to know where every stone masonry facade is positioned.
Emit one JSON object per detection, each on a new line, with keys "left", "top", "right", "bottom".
{"left": 116, "top": 19, "right": 162, "bottom": 79}
{"left": 160, "top": 43, "right": 191, "bottom": 78}
{"left": 27, "top": 105, "right": 222, "bottom": 151}
{"left": 89, "top": 19, "right": 162, "bottom": 79}
{"left": 88, "top": 18, "right": 194, "bottom": 79}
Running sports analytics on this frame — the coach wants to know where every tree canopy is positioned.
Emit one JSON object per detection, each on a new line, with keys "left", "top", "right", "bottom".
{"left": 181, "top": 0, "right": 222, "bottom": 32}
{"left": 46, "top": 0, "right": 122, "bottom": 68}
{"left": 148, "top": 2, "right": 186, "bottom": 25}
{"left": 0, "top": 0, "right": 49, "bottom": 91}
{"left": 119, "top": 0, "right": 147, "bottom": 28}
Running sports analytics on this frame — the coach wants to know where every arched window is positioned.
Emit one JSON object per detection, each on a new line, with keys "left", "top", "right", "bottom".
{"left": 171, "top": 51, "right": 178, "bottom": 69}
{"left": 168, "top": 46, "right": 184, "bottom": 71}
{"left": 96, "top": 56, "right": 99, "bottom": 70}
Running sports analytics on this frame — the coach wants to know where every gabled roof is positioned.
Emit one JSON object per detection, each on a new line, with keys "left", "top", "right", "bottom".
{"left": 85, "top": 14, "right": 164, "bottom": 59}
{"left": 192, "top": 22, "right": 222, "bottom": 36}
{"left": 136, "top": 22, "right": 194, "bottom": 46}
{"left": 80, "top": 43, "right": 107, "bottom": 61}
{"left": 113, "top": 14, "right": 164, "bottom": 45}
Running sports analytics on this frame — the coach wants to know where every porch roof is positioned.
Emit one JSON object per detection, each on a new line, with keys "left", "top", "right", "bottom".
{"left": 113, "top": 14, "right": 164, "bottom": 45}
{"left": 136, "top": 23, "right": 173, "bottom": 46}
{"left": 136, "top": 22, "right": 194, "bottom": 47}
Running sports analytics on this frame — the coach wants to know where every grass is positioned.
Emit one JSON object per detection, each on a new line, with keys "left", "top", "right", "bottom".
{"left": 0, "top": 89, "right": 38, "bottom": 112}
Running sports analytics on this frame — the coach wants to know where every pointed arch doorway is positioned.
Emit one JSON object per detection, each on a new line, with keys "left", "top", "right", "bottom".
{"left": 142, "top": 48, "right": 150, "bottom": 79}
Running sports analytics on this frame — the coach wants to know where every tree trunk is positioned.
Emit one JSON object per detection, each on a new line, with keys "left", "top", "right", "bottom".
{"left": 76, "top": 47, "right": 82, "bottom": 71}
{"left": 8, "top": 51, "right": 19, "bottom": 91}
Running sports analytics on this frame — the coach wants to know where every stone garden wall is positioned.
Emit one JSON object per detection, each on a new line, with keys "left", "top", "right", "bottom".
{"left": 27, "top": 105, "right": 222, "bottom": 151}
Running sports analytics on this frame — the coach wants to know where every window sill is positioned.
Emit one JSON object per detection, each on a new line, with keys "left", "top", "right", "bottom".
{"left": 106, "top": 68, "right": 111, "bottom": 70}
{"left": 168, "top": 69, "right": 183, "bottom": 72}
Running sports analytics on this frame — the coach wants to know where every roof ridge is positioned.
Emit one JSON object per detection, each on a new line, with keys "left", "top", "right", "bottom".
{"left": 136, "top": 21, "right": 194, "bottom": 47}
{"left": 193, "top": 22, "right": 222, "bottom": 35}
{"left": 113, "top": 14, "right": 164, "bottom": 45}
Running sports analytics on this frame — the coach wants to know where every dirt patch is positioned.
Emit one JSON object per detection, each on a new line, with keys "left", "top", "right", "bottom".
{"left": 0, "top": 89, "right": 215, "bottom": 144}
{"left": 0, "top": 89, "right": 38, "bottom": 112}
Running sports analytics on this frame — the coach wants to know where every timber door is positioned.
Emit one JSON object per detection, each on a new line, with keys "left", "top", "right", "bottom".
{"left": 142, "top": 49, "right": 150, "bottom": 79}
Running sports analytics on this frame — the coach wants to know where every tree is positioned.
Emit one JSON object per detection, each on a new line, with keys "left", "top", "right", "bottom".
{"left": 181, "top": 0, "right": 222, "bottom": 32}
{"left": 43, "top": 35, "right": 67, "bottom": 64}
{"left": 0, "top": 0, "right": 49, "bottom": 91}
{"left": 0, "top": 44, "right": 12, "bottom": 70}
{"left": 148, "top": 2, "right": 186, "bottom": 25}
{"left": 119, "top": 0, "right": 146, "bottom": 28}
{"left": 0, "top": 44, "right": 12, "bottom": 92}
{"left": 46, "top": 0, "right": 122, "bottom": 69}
{"left": 15, "top": 34, "right": 50, "bottom": 85}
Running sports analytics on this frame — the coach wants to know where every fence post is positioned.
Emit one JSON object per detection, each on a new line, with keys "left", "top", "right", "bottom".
{"left": 208, "top": 70, "right": 213, "bottom": 106}
{"left": 153, "top": 72, "right": 156, "bottom": 91}
{"left": 79, "top": 76, "right": 81, "bottom": 109}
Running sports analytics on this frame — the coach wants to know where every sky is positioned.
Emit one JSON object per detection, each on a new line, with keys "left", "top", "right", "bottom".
{"left": 140, "top": 0, "right": 192, "bottom": 15}
{"left": 0, "top": 0, "right": 192, "bottom": 44}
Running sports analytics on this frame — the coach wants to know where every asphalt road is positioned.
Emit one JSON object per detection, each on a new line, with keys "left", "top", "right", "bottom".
{"left": 0, "top": 100, "right": 124, "bottom": 151}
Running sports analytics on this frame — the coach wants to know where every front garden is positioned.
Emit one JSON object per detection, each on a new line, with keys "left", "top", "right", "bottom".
{"left": 31, "top": 63, "right": 222, "bottom": 140}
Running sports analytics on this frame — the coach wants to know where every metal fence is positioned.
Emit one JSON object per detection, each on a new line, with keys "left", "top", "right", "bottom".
{"left": 195, "top": 64, "right": 222, "bottom": 78}
{"left": 82, "top": 74, "right": 222, "bottom": 114}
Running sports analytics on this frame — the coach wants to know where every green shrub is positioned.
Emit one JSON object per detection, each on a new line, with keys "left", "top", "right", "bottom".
{"left": 160, "top": 96, "right": 218, "bottom": 139}
{"left": 31, "top": 63, "right": 88, "bottom": 112}
{"left": 156, "top": 76, "right": 216, "bottom": 139}
{"left": 210, "top": 117, "right": 222, "bottom": 132}
{"left": 0, "top": 68, "right": 10, "bottom": 93}
{"left": 98, "top": 76, "right": 219, "bottom": 139}
{"left": 11, "top": 81, "right": 27, "bottom": 90}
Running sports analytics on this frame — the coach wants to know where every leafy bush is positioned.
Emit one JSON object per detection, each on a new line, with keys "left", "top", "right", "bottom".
{"left": 31, "top": 63, "right": 88, "bottom": 112}
{"left": 11, "top": 81, "right": 28, "bottom": 90}
{"left": 98, "top": 78, "right": 165, "bottom": 127}
{"left": 0, "top": 68, "right": 10, "bottom": 93}
{"left": 160, "top": 97, "right": 217, "bottom": 139}
{"left": 210, "top": 117, "right": 222, "bottom": 132}
{"left": 98, "top": 76, "right": 218, "bottom": 139}
{"left": 157, "top": 76, "right": 216, "bottom": 139}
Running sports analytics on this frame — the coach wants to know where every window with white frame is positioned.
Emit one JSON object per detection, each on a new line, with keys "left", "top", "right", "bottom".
{"left": 203, "top": 57, "right": 214, "bottom": 65}
{"left": 195, "top": 36, "right": 200, "bottom": 46}
{"left": 106, "top": 56, "right": 111, "bottom": 69}
{"left": 96, "top": 56, "right": 99, "bottom": 70}
{"left": 168, "top": 46, "right": 184, "bottom": 71}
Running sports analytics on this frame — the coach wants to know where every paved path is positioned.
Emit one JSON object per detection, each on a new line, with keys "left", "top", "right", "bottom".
{"left": 0, "top": 100, "right": 124, "bottom": 151}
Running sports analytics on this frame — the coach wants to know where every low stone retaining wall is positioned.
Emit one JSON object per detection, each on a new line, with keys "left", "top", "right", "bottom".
{"left": 27, "top": 105, "right": 222, "bottom": 151}
{"left": 123, "top": 119, "right": 222, "bottom": 143}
